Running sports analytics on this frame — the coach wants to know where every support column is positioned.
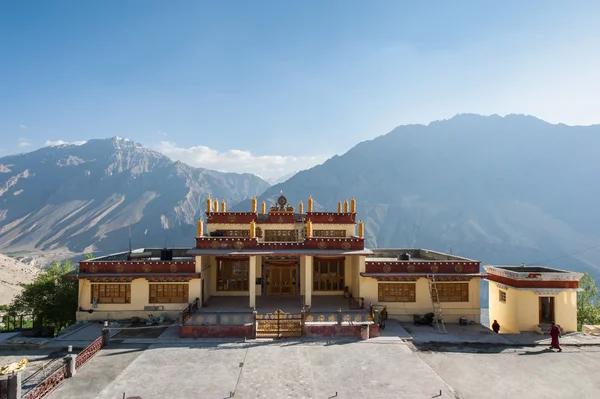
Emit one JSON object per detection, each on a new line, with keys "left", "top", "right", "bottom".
{"left": 249, "top": 256, "right": 256, "bottom": 309}
{"left": 305, "top": 255, "right": 313, "bottom": 307}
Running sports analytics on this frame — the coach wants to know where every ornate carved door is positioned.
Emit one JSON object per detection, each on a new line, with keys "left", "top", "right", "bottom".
{"left": 264, "top": 264, "right": 298, "bottom": 295}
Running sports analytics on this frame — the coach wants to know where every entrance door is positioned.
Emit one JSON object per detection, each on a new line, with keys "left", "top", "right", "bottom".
{"left": 264, "top": 264, "right": 298, "bottom": 295}
{"left": 539, "top": 297, "right": 555, "bottom": 323}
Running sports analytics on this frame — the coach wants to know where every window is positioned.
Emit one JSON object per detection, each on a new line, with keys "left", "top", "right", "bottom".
{"left": 378, "top": 283, "right": 416, "bottom": 302}
{"left": 149, "top": 284, "right": 189, "bottom": 303}
{"left": 264, "top": 230, "right": 297, "bottom": 242}
{"left": 91, "top": 284, "right": 131, "bottom": 304}
{"left": 499, "top": 290, "right": 507, "bottom": 303}
{"left": 313, "top": 230, "right": 346, "bottom": 237}
{"left": 217, "top": 259, "right": 249, "bottom": 291}
{"left": 215, "top": 230, "right": 250, "bottom": 237}
{"left": 313, "top": 258, "right": 345, "bottom": 291}
{"left": 437, "top": 283, "right": 469, "bottom": 302}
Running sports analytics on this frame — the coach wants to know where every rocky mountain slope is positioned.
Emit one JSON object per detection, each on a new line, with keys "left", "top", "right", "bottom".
{"left": 243, "top": 114, "right": 600, "bottom": 283}
{"left": 0, "top": 137, "right": 270, "bottom": 257}
{"left": 0, "top": 253, "right": 38, "bottom": 305}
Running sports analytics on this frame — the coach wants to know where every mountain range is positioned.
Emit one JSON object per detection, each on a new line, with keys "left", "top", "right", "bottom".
{"left": 236, "top": 114, "right": 600, "bottom": 282}
{"left": 0, "top": 136, "right": 269, "bottom": 262}
{"left": 1, "top": 115, "right": 599, "bottom": 298}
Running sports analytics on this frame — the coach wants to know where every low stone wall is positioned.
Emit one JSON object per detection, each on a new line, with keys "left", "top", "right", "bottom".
{"left": 304, "top": 324, "right": 379, "bottom": 338}
{"left": 179, "top": 325, "right": 253, "bottom": 338}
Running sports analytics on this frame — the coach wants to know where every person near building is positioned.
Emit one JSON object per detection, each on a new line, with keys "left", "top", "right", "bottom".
{"left": 492, "top": 320, "right": 500, "bottom": 333}
{"left": 379, "top": 307, "right": 388, "bottom": 330}
{"left": 549, "top": 321, "right": 562, "bottom": 352}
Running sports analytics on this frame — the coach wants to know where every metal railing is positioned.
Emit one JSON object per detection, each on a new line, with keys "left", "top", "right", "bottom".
{"left": 181, "top": 298, "right": 199, "bottom": 324}
{"left": 75, "top": 336, "right": 103, "bottom": 369}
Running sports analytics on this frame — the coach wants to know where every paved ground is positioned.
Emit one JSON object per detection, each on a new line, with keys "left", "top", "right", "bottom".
{"left": 47, "top": 340, "right": 457, "bottom": 399}
{"left": 417, "top": 345, "right": 600, "bottom": 399}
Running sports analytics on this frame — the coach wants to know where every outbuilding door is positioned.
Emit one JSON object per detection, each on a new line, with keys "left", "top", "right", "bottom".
{"left": 539, "top": 297, "right": 555, "bottom": 323}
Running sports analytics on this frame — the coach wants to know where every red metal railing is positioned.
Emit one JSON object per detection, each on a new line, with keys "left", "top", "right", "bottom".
{"left": 75, "top": 336, "right": 104, "bottom": 369}
{"left": 21, "top": 364, "right": 67, "bottom": 399}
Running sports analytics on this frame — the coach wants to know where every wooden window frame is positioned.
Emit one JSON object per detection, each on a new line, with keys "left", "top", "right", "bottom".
{"left": 313, "top": 230, "right": 346, "bottom": 237}
{"left": 217, "top": 259, "right": 249, "bottom": 291}
{"left": 378, "top": 283, "right": 416, "bottom": 302}
{"left": 437, "top": 283, "right": 469, "bottom": 302}
{"left": 313, "top": 258, "right": 345, "bottom": 291}
{"left": 216, "top": 230, "right": 250, "bottom": 237}
{"left": 91, "top": 283, "right": 131, "bottom": 304}
{"left": 149, "top": 283, "right": 189, "bottom": 304}
{"left": 264, "top": 229, "right": 297, "bottom": 242}
{"left": 499, "top": 290, "right": 507, "bottom": 303}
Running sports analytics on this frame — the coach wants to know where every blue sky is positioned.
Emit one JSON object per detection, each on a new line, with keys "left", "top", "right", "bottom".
{"left": 1, "top": 1, "right": 600, "bottom": 179}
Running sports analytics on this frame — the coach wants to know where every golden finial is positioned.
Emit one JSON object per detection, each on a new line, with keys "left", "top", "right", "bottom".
{"left": 197, "top": 219, "right": 204, "bottom": 236}
{"left": 307, "top": 196, "right": 313, "bottom": 212}
{"left": 299, "top": 200, "right": 304, "bottom": 214}
{"left": 221, "top": 200, "right": 226, "bottom": 212}
{"left": 250, "top": 220, "right": 256, "bottom": 238}
{"left": 206, "top": 195, "right": 212, "bottom": 212}
{"left": 351, "top": 197, "right": 356, "bottom": 213}
{"left": 251, "top": 197, "right": 257, "bottom": 213}
{"left": 337, "top": 201, "right": 342, "bottom": 213}
{"left": 306, "top": 219, "right": 313, "bottom": 237}
{"left": 358, "top": 220, "right": 364, "bottom": 238}
{"left": 261, "top": 200, "right": 266, "bottom": 214}
{"left": 213, "top": 199, "right": 219, "bottom": 213}
{"left": 344, "top": 199, "right": 349, "bottom": 213}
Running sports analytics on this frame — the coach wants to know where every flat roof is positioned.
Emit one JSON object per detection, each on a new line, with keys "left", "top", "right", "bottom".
{"left": 367, "top": 248, "right": 477, "bottom": 262}
{"left": 85, "top": 248, "right": 194, "bottom": 262}
{"left": 496, "top": 266, "right": 568, "bottom": 273}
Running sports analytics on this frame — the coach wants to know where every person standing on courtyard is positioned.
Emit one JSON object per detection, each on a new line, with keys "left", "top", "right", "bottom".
{"left": 492, "top": 320, "right": 500, "bottom": 333}
{"left": 549, "top": 321, "right": 562, "bottom": 352}
{"left": 379, "top": 307, "right": 388, "bottom": 330}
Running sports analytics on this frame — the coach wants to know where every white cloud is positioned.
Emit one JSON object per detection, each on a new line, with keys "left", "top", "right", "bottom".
{"left": 18, "top": 138, "right": 31, "bottom": 147}
{"left": 19, "top": 124, "right": 28, "bottom": 130}
{"left": 156, "top": 141, "right": 329, "bottom": 180}
{"left": 45, "top": 140, "right": 87, "bottom": 146}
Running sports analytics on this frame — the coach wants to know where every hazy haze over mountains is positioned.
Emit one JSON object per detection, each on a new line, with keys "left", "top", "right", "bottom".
{"left": 243, "top": 114, "right": 600, "bottom": 282}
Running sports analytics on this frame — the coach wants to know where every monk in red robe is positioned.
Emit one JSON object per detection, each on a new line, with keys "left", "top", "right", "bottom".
{"left": 548, "top": 321, "right": 562, "bottom": 352}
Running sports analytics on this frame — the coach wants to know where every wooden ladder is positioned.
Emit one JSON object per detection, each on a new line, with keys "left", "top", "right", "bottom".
{"left": 427, "top": 274, "right": 447, "bottom": 334}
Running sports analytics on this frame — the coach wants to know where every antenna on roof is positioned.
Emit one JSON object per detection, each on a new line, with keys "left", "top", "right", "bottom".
{"left": 128, "top": 226, "right": 132, "bottom": 253}
{"left": 449, "top": 247, "right": 452, "bottom": 255}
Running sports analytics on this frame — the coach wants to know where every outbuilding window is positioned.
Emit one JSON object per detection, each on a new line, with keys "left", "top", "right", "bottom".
{"left": 499, "top": 290, "right": 507, "bottom": 303}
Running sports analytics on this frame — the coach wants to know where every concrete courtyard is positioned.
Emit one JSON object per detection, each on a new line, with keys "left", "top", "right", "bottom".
{"left": 38, "top": 338, "right": 600, "bottom": 399}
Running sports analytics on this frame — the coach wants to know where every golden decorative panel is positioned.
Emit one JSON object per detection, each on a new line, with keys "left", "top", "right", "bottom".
{"left": 406, "top": 265, "right": 415, "bottom": 273}
{"left": 233, "top": 241, "right": 244, "bottom": 250}
{"left": 382, "top": 264, "right": 391, "bottom": 273}
{"left": 341, "top": 242, "right": 351, "bottom": 250}
{"left": 317, "top": 241, "right": 328, "bottom": 249}
{"left": 327, "top": 215, "right": 334, "bottom": 222}
{"left": 89, "top": 264, "right": 99, "bottom": 273}
{"left": 228, "top": 214, "right": 236, "bottom": 223}
{"left": 455, "top": 264, "right": 463, "bottom": 272}
{"left": 169, "top": 264, "right": 178, "bottom": 273}
{"left": 142, "top": 264, "right": 152, "bottom": 273}
{"left": 115, "top": 264, "right": 124, "bottom": 273}
{"left": 431, "top": 265, "right": 439, "bottom": 273}
{"left": 210, "top": 241, "right": 220, "bottom": 249}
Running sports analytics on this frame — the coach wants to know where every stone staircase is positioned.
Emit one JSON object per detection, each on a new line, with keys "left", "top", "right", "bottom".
{"left": 536, "top": 323, "right": 564, "bottom": 335}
